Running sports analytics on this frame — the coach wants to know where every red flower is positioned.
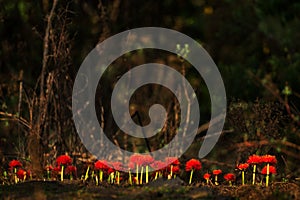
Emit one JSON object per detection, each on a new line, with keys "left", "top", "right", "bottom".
{"left": 150, "top": 160, "right": 166, "bottom": 171}
{"left": 94, "top": 160, "right": 110, "bottom": 171}
{"left": 203, "top": 173, "right": 211, "bottom": 180}
{"left": 212, "top": 169, "right": 222, "bottom": 175}
{"left": 129, "top": 154, "right": 144, "bottom": 166}
{"left": 9, "top": 160, "right": 22, "bottom": 169}
{"left": 65, "top": 165, "right": 77, "bottom": 175}
{"left": 261, "top": 155, "right": 277, "bottom": 164}
{"left": 224, "top": 173, "right": 235, "bottom": 181}
{"left": 16, "top": 169, "right": 27, "bottom": 180}
{"left": 56, "top": 155, "right": 72, "bottom": 166}
{"left": 261, "top": 165, "right": 276, "bottom": 175}
{"left": 168, "top": 165, "right": 180, "bottom": 174}
{"left": 140, "top": 155, "right": 154, "bottom": 166}
{"left": 107, "top": 167, "right": 115, "bottom": 175}
{"left": 185, "top": 159, "right": 202, "bottom": 171}
{"left": 111, "top": 162, "right": 124, "bottom": 171}
{"left": 45, "top": 165, "right": 54, "bottom": 171}
{"left": 165, "top": 157, "right": 180, "bottom": 165}
{"left": 128, "top": 161, "right": 136, "bottom": 170}
{"left": 237, "top": 163, "right": 249, "bottom": 171}
{"left": 53, "top": 166, "right": 61, "bottom": 173}
{"left": 247, "top": 155, "right": 262, "bottom": 165}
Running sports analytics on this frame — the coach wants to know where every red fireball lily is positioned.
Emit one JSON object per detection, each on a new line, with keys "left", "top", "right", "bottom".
{"left": 9, "top": 160, "right": 22, "bottom": 170}
{"left": 185, "top": 159, "right": 202, "bottom": 184}
{"left": 237, "top": 163, "right": 249, "bottom": 185}
{"left": 185, "top": 159, "right": 202, "bottom": 171}
{"left": 212, "top": 169, "right": 222, "bottom": 185}
{"left": 261, "top": 155, "right": 277, "bottom": 187}
{"left": 261, "top": 165, "right": 276, "bottom": 175}
{"left": 261, "top": 155, "right": 277, "bottom": 164}
{"left": 203, "top": 173, "right": 211, "bottom": 185}
{"left": 56, "top": 155, "right": 72, "bottom": 181}
{"left": 150, "top": 160, "right": 166, "bottom": 180}
{"left": 16, "top": 169, "right": 27, "bottom": 181}
{"left": 262, "top": 164, "right": 277, "bottom": 187}
{"left": 111, "top": 162, "right": 124, "bottom": 185}
{"left": 165, "top": 157, "right": 180, "bottom": 179}
{"left": 224, "top": 173, "right": 235, "bottom": 186}
{"left": 95, "top": 160, "right": 110, "bottom": 183}
{"left": 247, "top": 154, "right": 262, "bottom": 185}
{"left": 129, "top": 154, "right": 144, "bottom": 184}
{"left": 65, "top": 165, "right": 77, "bottom": 180}
{"left": 247, "top": 155, "right": 262, "bottom": 165}
{"left": 165, "top": 157, "right": 180, "bottom": 166}
{"left": 56, "top": 155, "right": 72, "bottom": 166}
{"left": 140, "top": 155, "right": 154, "bottom": 184}
{"left": 237, "top": 163, "right": 249, "bottom": 171}
{"left": 9, "top": 160, "right": 22, "bottom": 183}
{"left": 167, "top": 165, "right": 180, "bottom": 179}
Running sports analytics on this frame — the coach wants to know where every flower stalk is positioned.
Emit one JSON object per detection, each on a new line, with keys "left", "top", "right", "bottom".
{"left": 189, "top": 169, "right": 194, "bottom": 185}
{"left": 252, "top": 164, "right": 256, "bottom": 185}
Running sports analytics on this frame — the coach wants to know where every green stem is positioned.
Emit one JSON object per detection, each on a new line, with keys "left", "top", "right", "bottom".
{"left": 242, "top": 171, "right": 245, "bottom": 185}
{"left": 61, "top": 165, "right": 64, "bottom": 182}
{"left": 215, "top": 175, "right": 218, "bottom": 185}
{"left": 117, "top": 171, "right": 120, "bottom": 185}
{"left": 110, "top": 172, "right": 114, "bottom": 184}
{"left": 100, "top": 170, "right": 103, "bottom": 182}
{"left": 266, "top": 163, "right": 270, "bottom": 187}
{"left": 14, "top": 168, "right": 17, "bottom": 184}
{"left": 129, "top": 170, "right": 132, "bottom": 185}
{"left": 140, "top": 166, "right": 144, "bottom": 184}
{"left": 95, "top": 175, "right": 98, "bottom": 186}
{"left": 159, "top": 171, "right": 162, "bottom": 178}
{"left": 91, "top": 170, "right": 94, "bottom": 181}
{"left": 146, "top": 165, "right": 149, "bottom": 183}
{"left": 84, "top": 166, "right": 90, "bottom": 181}
{"left": 252, "top": 165, "right": 256, "bottom": 185}
{"left": 189, "top": 169, "right": 194, "bottom": 184}
{"left": 170, "top": 165, "right": 173, "bottom": 179}
{"left": 154, "top": 171, "right": 158, "bottom": 180}
{"left": 136, "top": 165, "right": 139, "bottom": 185}
{"left": 229, "top": 180, "right": 232, "bottom": 186}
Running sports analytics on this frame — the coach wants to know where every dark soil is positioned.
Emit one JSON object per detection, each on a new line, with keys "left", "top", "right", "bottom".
{"left": 0, "top": 179, "right": 299, "bottom": 200}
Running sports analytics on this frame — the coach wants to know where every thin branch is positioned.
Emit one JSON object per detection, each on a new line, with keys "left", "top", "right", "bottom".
{"left": 196, "top": 113, "right": 226, "bottom": 136}
{"left": 40, "top": 0, "right": 58, "bottom": 97}
{"left": 231, "top": 139, "right": 300, "bottom": 153}
{"left": 0, "top": 111, "right": 31, "bottom": 129}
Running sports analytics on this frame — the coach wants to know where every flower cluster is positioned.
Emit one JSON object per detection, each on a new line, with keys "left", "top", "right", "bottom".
{"left": 54, "top": 154, "right": 76, "bottom": 181}
{"left": 6, "top": 154, "right": 277, "bottom": 187}
{"left": 243, "top": 154, "right": 277, "bottom": 186}
{"left": 8, "top": 160, "right": 30, "bottom": 183}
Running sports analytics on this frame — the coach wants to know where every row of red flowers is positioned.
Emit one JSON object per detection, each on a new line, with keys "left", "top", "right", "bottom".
{"left": 5, "top": 154, "right": 277, "bottom": 186}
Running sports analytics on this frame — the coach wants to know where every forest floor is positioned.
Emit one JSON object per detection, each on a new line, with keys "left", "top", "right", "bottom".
{"left": 0, "top": 178, "right": 299, "bottom": 200}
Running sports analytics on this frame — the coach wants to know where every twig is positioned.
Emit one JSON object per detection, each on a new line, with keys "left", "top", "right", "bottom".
{"left": 40, "top": 0, "right": 58, "bottom": 96}
{"left": 196, "top": 113, "right": 227, "bottom": 136}
{"left": 0, "top": 111, "right": 30, "bottom": 129}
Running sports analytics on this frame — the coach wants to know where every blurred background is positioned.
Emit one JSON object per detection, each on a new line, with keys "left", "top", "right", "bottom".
{"left": 0, "top": 0, "right": 299, "bottom": 179}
